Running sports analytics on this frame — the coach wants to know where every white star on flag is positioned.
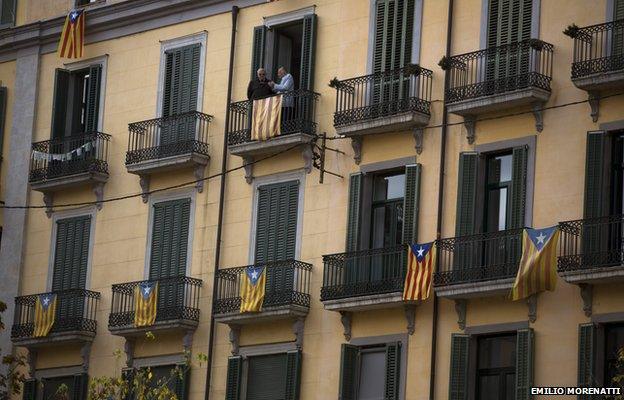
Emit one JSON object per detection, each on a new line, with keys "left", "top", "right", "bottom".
{"left": 536, "top": 232, "right": 546, "bottom": 245}
{"left": 417, "top": 247, "right": 425, "bottom": 257}
{"left": 143, "top": 286, "right": 151, "bottom": 296}
{"left": 42, "top": 297, "right": 49, "bottom": 306}
{"left": 251, "top": 270, "right": 258, "bottom": 280}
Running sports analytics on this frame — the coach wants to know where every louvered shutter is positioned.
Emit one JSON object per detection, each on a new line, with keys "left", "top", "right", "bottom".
{"left": 246, "top": 353, "right": 288, "bottom": 400}
{"left": 251, "top": 26, "right": 267, "bottom": 80}
{"left": 299, "top": 14, "right": 317, "bottom": 91}
{"left": 0, "top": 0, "right": 16, "bottom": 26}
{"left": 0, "top": 86, "right": 7, "bottom": 160}
{"left": 448, "top": 334, "right": 470, "bottom": 400}
{"left": 285, "top": 350, "right": 302, "bottom": 400}
{"left": 173, "top": 363, "right": 190, "bottom": 400}
{"left": 225, "top": 356, "right": 242, "bottom": 400}
{"left": 578, "top": 323, "right": 597, "bottom": 397}
{"left": 455, "top": 153, "right": 478, "bottom": 237}
{"left": 85, "top": 65, "right": 102, "bottom": 133}
{"left": 22, "top": 378, "right": 37, "bottom": 400}
{"left": 613, "top": 0, "right": 624, "bottom": 55}
{"left": 72, "top": 373, "right": 89, "bottom": 400}
{"left": 510, "top": 145, "right": 528, "bottom": 229}
{"left": 515, "top": 328, "right": 534, "bottom": 400}
{"left": 51, "top": 69, "right": 71, "bottom": 139}
{"left": 384, "top": 342, "right": 401, "bottom": 400}
{"left": 346, "top": 173, "right": 363, "bottom": 252}
{"left": 339, "top": 344, "right": 360, "bottom": 400}
{"left": 583, "top": 131, "right": 608, "bottom": 264}
{"left": 402, "top": 164, "right": 421, "bottom": 245}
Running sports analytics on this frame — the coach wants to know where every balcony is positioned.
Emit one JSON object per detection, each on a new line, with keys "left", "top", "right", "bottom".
{"left": 213, "top": 260, "right": 311, "bottom": 325}
{"left": 108, "top": 276, "right": 202, "bottom": 337}
{"left": 227, "top": 90, "right": 319, "bottom": 183}
{"left": 321, "top": 246, "right": 409, "bottom": 311}
{"left": 29, "top": 132, "right": 111, "bottom": 215}
{"left": 126, "top": 111, "right": 212, "bottom": 201}
{"left": 331, "top": 65, "right": 432, "bottom": 161}
{"left": 11, "top": 289, "right": 100, "bottom": 348}
{"left": 558, "top": 215, "right": 624, "bottom": 284}
{"left": 444, "top": 39, "right": 553, "bottom": 142}
{"left": 433, "top": 228, "right": 524, "bottom": 299}
{"left": 566, "top": 20, "right": 624, "bottom": 121}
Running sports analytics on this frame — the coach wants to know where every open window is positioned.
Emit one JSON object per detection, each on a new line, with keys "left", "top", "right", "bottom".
{"left": 0, "top": 0, "right": 16, "bottom": 28}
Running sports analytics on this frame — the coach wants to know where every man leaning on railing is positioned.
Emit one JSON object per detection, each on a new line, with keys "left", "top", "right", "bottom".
{"left": 270, "top": 66, "right": 295, "bottom": 131}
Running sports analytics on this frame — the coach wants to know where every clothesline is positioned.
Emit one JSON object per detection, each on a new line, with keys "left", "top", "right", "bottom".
{"left": 32, "top": 141, "right": 96, "bottom": 162}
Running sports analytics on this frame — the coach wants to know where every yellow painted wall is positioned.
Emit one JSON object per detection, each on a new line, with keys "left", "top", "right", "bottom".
{"left": 4, "top": 0, "right": 624, "bottom": 399}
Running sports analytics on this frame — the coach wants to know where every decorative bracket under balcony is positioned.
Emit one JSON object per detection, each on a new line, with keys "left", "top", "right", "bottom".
{"left": 39, "top": 181, "right": 106, "bottom": 218}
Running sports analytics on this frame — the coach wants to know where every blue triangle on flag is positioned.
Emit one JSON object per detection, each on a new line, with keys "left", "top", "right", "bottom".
{"left": 246, "top": 266, "right": 264, "bottom": 286}
{"left": 527, "top": 226, "right": 557, "bottom": 251}
{"left": 409, "top": 242, "right": 433, "bottom": 262}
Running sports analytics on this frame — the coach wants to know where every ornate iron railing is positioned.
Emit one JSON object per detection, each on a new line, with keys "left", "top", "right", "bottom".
{"left": 11, "top": 289, "right": 100, "bottom": 339}
{"left": 108, "top": 276, "right": 202, "bottom": 328}
{"left": 227, "top": 90, "right": 320, "bottom": 146}
{"left": 559, "top": 214, "right": 624, "bottom": 272}
{"left": 213, "top": 259, "right": 312, "bottom": 314}
{"left": 126, "top": 111, "right": 212, "bottom": 165}
{"left": 445, "top": 39, "right": 553, "bottom": 103}
{"left": 332, "top": 65, "right": 433, "bottom": 127}
{"left": 568, "top": 20, "right": 624, "bottom": 79}
{"left": 321, "top": 245, "right": 407, "bottom": 301}
{"left": 29, "top": 132, "right": 111, "bottom": 183}
{"left": 434, "top": 228, "right": 524, "bottom": 286}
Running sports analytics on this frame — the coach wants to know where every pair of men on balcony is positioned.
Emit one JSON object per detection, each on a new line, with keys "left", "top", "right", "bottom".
{"left": 247, "top": 67, "right": 296, "bottom": 134}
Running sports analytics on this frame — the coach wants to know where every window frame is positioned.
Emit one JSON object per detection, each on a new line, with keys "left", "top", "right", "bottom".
{"left": 475, "top": 333, "right": 517, "bottom": 400}
{"left": 0, "top": 0, "right": 16, "bottom": 30}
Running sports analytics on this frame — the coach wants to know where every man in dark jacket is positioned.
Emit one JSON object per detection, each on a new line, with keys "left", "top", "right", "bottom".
{"left": 247, "top": 68, "right": 274, "bottom": 100}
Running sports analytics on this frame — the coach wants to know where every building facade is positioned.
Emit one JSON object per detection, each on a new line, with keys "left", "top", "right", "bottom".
{"left": 0, "top": 0, "right": 623, "bottom": 399}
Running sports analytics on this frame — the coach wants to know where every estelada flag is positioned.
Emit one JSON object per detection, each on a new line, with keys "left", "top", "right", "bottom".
{"left": 33, "top": 293, "right": 57, "bottom": 337}
{"left": 58, "top": 9, "right": 85, "bottom": 59}
{"left": 403, "top": 242, "right": 436, "bottom": 301}
{"left": 510, "top": 226, "right": 560, "bottom": 301}
{"left": 251, "top": 95, "right": 282, "bottom": 141}
{"left": 240, "top": 266, "right": 266, "bottom": 313}
{"left": 134, "top": 281, "right": 158, "bottom": 327}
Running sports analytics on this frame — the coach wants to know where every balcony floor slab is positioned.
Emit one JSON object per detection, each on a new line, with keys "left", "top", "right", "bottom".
{"left": 560, "top": 265, "right": 624, "bottom": 285}
{"left": 12, "top": 330, "right": 95, "bottom": 348}
{"left": 572, "top": 70, "right": 624, "bottom": 92}
{"left": 434, "top": 278, "right": 514, "bottom": 299}
{"left": 323, "top": 292, "right": 415, "bottom": 312}
{"left": 228, "top": 132, "right": 315, "bottom": 158}
{"left": 335, "top": 111, "right": 430, "bottom": 137}
{"left": 214, "top": 304, "right": 309, "bottom": 325}
{"left": 30, "top": 171, "right": 108, "bottom": 192}
{"left": 126, "top": 152, "right": 209, "bottom": 175}
{"left": 108, "top": 319, "right": 199, "bottom": 337}
{"left": 447, "top": 87, "right": 551, "bottom": 116}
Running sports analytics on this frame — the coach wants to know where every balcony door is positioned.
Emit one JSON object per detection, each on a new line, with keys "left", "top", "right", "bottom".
{"left": 149, "top": 198, "right": 191, "bottom": 320}
{"left": 254, "top": 180, "right": 299, "bottom": 307}
{"left": 485, "top": 0, "right": 533, "bottom": 92}
{"left": 51, "top": 215, "right": 91, "bottom": 331}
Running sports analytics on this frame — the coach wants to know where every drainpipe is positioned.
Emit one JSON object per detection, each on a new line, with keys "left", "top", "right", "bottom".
{"left": 429, "top": 0, "right": 453, "bottom": 399}
{"left": 204, "top": 5, "right": 238, "bottom": 400}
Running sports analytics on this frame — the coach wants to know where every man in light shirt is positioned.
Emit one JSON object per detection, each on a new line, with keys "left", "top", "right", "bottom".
{"left": 270, "top": 66, "right": 295, "bottom": 132}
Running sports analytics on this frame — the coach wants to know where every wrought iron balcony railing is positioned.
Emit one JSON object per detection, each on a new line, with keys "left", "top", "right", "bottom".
{"left": 434, "top": 228, "right": 524, "bottom": 287}
{"left": 29, "top": 132, "right": 111, "bottom": 183}
{"left": 227, "top": 90, "right": 320, "bottom": 146}
{"left": 321, "top": 245, "right": 407, "bottom": 301}
{"left": 332, "top": 65, "right": 433, "bottom": 127}
{"left": 568, "top": 20, "right": 624, "bottom": 79}
{"left": 108, "top": 276, "right": 202, "bottom": 329}
{"left": 213, "top": 259, "right": 312, "bottom": 314}
{"left": 11, "top": 289, "right": 100, "bottom": 340}
{"left": 559, "top": 214, "right": 624, "bottom": 273}
{"left": 445, "top": 39, "right": 554, "bottom": 103}
{"left": 126, "top": 111, "right": 212, "bottom": 165}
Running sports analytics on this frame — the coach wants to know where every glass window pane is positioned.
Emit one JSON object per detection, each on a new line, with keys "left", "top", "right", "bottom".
{"left": 477, "top": 375, "right": 500, "bottom": 400}
{"left": 498, "top": 187, "right": 508, "bottom": 231}
{"left": 478, "top": 335, "right": 516, "bottom": 369}
{"left": 358, "top": 350, "right": 386, "bottom": 400}
{"left": 499, "top": 154, "right": 512, "bottom": 182}
{"left": 385, "top": 174, "right": 405, "bottom": 200}
{"left": 505, "top": 373, "right": 516, "bottom": 400}
{"left": 606, "top": 325, "right": 624, "bottom": 385}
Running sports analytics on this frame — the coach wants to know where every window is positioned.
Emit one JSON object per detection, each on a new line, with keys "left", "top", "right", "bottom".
{"left": 29, "top": 373, "right": 89, "bottom": 400}
{"left": 338, "top": 342, "right": 402, "bottom": 400}
{"left": 578, "top": 322, "right": 624, "bottom": 389}
{"left": 484, "top": 153, "right": 512, "bottom": 232}
{"left": 371, "top": 173, "right": 405, "bottom": 248}
{"left": 0, "top": 0, "right": 16, "bottom": 28}
{"left": 476, "top": 335, "right": 516, "bottom": 400}
{"left": 605, "top": 324, "right": 624, "bottom": 386}
{"left": 52, "top": 65, "right": 102, "bottom": 139}
{"left": 225, "top": 350, "right": 302, "bottom": 400}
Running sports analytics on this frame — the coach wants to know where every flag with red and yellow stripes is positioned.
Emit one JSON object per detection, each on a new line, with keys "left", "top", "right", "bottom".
{"left": 134, "top": 281, "right": 158, "bottom": 327}
{"left": 510, "top": 226, "right": 560, "bottom": 301}
{"left": 403, "top": 242, "right": 436, "bottom": 301}
{"left": 58, "top": 9, "right": 85, "bottom": 59}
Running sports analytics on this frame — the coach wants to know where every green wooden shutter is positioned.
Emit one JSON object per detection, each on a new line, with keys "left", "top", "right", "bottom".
{"left": 51, "top": 69, "right": 70, "bottom": 139}
{"left": 22, "top": 378, "right": 37, "bottom": 400}
{"left": 225, "top": 356, "right": 242, "bottom": 400}
{"left": 251, "top": 26, "right": 267, "bottom": 80}
{"left": 578, "top": 323, "right": 597, "bottom": 395}
{"left": 515, "top": 328, "right": 534, "bottom": 400}
{"left": 339, "top": 344, "right": 360, "bottom": 400}
{"left": 246, "top": 353, "right": 288, "bottom": 400}
{"left": 72, "top": 373, "right": 89, "bottom": 400}
{"left": 0, "top": 86, "right": 7, "bottom": 160}
{"left": 584, "top": 131, "right": 607, "bottom": 219}
{"left": 487, "top": 0, "right": 532, "bottom": 47}
{"left": 285, "top": 350, "right": 302, "bottom": 400}
{"left": 52, "top": 216, "right": 91, "bottom": 291}
{"left": 346, "top": 173, "right": 363, "bottom": 252}
{"left": 448, "top": 334, "right": 470, "bottom": 400}
{"left": 455, "top": 153, "right": 478, "bottom": 237}
{"left": 510, "top": 145, "right": 528, "bottom": 229}
{"left": 0, "top": 0, "right": 16, "bottom": 26}
{"left": 149, "top": 198, "right": 191, "bottom": 279}
{"left": 372, "top": 0, "right": 415, "bottom": 74}
{"left": 173, "top": 364, "right": 190, "bottom": 400}
{"left": 613, "top": 0, "right": 624, "bottom": 55}
{"left": 299, "top": 14, "right": 317, "bottom": 91}
{"left": 384, "top": 342, "right": 401, "bottom": 400}
{"left": 85, "top": 65, "right": 102, "bottom": 133}
{"left": 402, "top": 164, "right": 421, "bottom": 244}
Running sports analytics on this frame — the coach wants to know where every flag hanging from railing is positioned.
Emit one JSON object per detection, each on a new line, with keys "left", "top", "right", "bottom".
{"left": 251, "top": 95, "right": 282, "bottom": 141}
{"left": 58, "top": 9, "right": 85, "bottom": 59}
{"left": 33, "top": 293, "right": 57, "bottom": 337}
{"left": 403, "top": 242, "right": 436, "bottom": 301}
{"left": 134, "top": 281, "right": 158, "bottom": 327}
{"left": 240, "top": 266, "right": 266, "bottom": 312}
{"left": 510, "top": 226, "right": 560, "bottom": 301}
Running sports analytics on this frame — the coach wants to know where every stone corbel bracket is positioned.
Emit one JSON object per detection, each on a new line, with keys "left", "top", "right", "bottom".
{"left": 80, "top": 342, "right": 92, "bottom": 373}
{"left": 463, "top": 116, "right": 476, "bottom": 145}
{"left": 228, "top": 324, "right": 241, "bottom": 356}
{"left": 183, "top": 330, "right": 194, "bottom": 353}
{"left": 42, "top": 182, "right": 106, "bottom": 218}
{"left": 527, "top": 294, "right": 538, "bottom": 323}
{"left": 351, "top": 137, "right": 363, "bottom": 165}
{"left": 454, "top": 299, "right": 467, "bottom": 330}
{"left": 531, "top": 102, "right": 545, "bottom": 133}
{"left": 194, "top": 165, "right": 206, "bottom": 193}
{"left": 124, "top": 338, "right": 136, "bottom": 368}
{"left": 413, "top": 128, "right": 424, "bottom": 155}
{"left": 139, "top": 175, "right": 150, "bottom": 203}
{"left": 340, "top": 311, "right": 352, "bottom": 342}
{"left": 292, "top": 317, "right": 305, "bottom": 349}
{"left": 579, "top": 283, "right": 593, "bottom": 317}
{"left": 588, "top": 91, "right": 601, "bottom": 123}
{"left": 27, "top": 349, "right": 38, "bottom": 377}
{"left": 404, "top": 304, "right": 417, "bottom": 335}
